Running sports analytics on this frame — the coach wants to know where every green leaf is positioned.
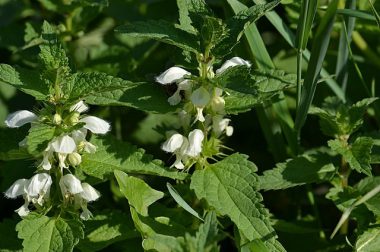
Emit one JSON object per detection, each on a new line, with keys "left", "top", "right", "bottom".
{"left": 114, "top": 170, "right": 164, "bottom": 216}
{"left": 167, "top": 182, "right": 203, "bottom": 221}
{"left": 356, "top": 228, "right": 380, "bottom": 252}
{"left": 77, "top": 210, "right": 138, "bottom": 252}
{"left": 182, "top": 211, "right": 220, "bottom": 252}
{"left": 0, "top": 64, "right": 48, "bottom": 100}
{"left": 355, "top": 177, "right": 380, "bottom": 216}
{"left": 115, "top": 20, "right": 200, "bottom": 53}
{"left": 16, "top": 213, "right": 84, "bottom": 252}
{"left": 0, "top": 127, "right": 31, "bottom": 160}
{"left": 115, "top": 170, "right": 186, "bottom": 251}
{"left": 68, "top": 72, "right": 133, "bottom": 101}
{"left": 199, "top": 16, "right": 227, "bottom": 53}
{"left": 258, "top": 148, "right": 337, "bottom": 190}
{"left": 220, "top": 68, "right": 295, "bottom": 114}
{"left": 295, "top": 0, "right": 339, "bottom": 131}
{"left": 310, "top": 97, "right": 378, "bottom": 137}
{"left": 84, "top": 80, "right": 174, "bottom": 114}
{"left": 190, "top": 153, "right": 285, "bottom": 251}
{"left": 213, "top": 0, "right": 280, "bottom": 56}
{"left": 26, "top": 123, "right": 56, "bottom": 156}
{"left": 80, "top": 135, "right": 188, "bottom": 180}
{"left": 328, "top": 137, "right": 373, "bottom": 176}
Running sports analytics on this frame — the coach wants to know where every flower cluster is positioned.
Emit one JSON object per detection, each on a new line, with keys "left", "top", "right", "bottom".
{"left": 4, "top": 101, "right": 108, "bottom": 219}
{"left": 156, "top": 57, "right": 251, "bottom": 169}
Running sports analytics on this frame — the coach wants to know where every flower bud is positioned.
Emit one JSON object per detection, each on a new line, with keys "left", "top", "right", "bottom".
{"left": 68, "top": 152, "right": 82, "bottom": 166}
{"left": 69, "top": 112, "right": 80, "bottom": 124}
{"left": 53, "top": 113, "right": 62, "bottom": 125}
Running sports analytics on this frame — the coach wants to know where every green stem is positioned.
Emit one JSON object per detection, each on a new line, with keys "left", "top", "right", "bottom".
{"left": 306, "top": 184, "right": 326, "bottom": 239}
{"left": 296, "top": 50, "right": 303, "bottom": 110}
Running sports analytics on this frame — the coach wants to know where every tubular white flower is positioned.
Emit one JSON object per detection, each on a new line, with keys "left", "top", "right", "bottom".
{"left": 80, "top": 206, "right": 93, "bottom": 220}
{"left": 60, "top": 174, "right": 84, "bottom": 196}
{"left": 27, "top": 173, "right": 52, "bottom": 205}
{"left": 155, "top": 67, "right": 190, "bottom": 84}
{"left": 162, "top": 133, "right": 185, "bottom": 153}
{"left": 83, "top": 142, "right": 97, "bottom": 153}
{"left": 79, "top": 116, "right": 110, "bottom": 134}
{"left": 15, "top": 199, "right": 30, "bottom": 217}
{"left": 41, "top": 143, "right": 53, "bottom": 170}
{"left": 70, "top": 101, "right": 89, "bottom": 113}
{"left": 71, "top": 129, "right": 87, "bottom": 143}
{"left": 186, "top": 129, "right": 204, "bottom": 157}
{"left": 173, "top": 138, "right": 189, "bottom": 169}
{"left": 191, "top": 87, "right": 210, "bottom": 123}
{"left": 51, "top": 135, "right": 77, "bottom": 154}
{"left": 213, "top": 116, "right": 233, "bottom": 137}
{"left": 80, "top": 183, "right": 100, "bottom": 202}
{"left": 5, "top": 110, "right": 37, "bottom": 128}
{"left": 5, "top": 179, "right": 28, "bottom": 198}
{"left": 215, "top": 57, "right": 251, "bottom": 74}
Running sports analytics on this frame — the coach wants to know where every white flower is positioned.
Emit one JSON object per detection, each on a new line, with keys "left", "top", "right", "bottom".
{"left": 27, "top": 173, "right": 52, "bottom": 205}
{"left": 156, "top": 67, "right": 192, "bottom": 105}
{"left": 155, "top": 67, "right": 190, "bottom": 84}
{"left": 215, "top": 57, "right": 251, "bottom": 74}
{"left": 186, "top": 129, "right": 204, "bottom": 157}
{"left": 59, "top": 174, "right": 84, "bottom": 197}
{"left": 4, "top": 173, "right": 52, "bottom": 217}
{"left": 70, "top": 101, "right": 89, "bottom": 113}
{"left": 51, "top": 135, "right": 77, "bottom": 154}
{"left": 213, "top": 115, "right": 233, "bottom": 137}
{"left": 80, "top": 183, "right": 100, "bottom": 202}
{"left": 41, "top": 143, "right": 54, "bottom": 170}
{"left": 5, "top": 179, "right": 28, "bottom": 199}
{"left": 191, "top": 87, "right": 211, "bottom": 122}
{"left": 5, "top": 110, "right": 37, "bottom": 128}
{"left": 79, "top": 116, "right": 110, "bottom": 134}
{"left": 162, "top": 133, "right": 185, "bottom": 153}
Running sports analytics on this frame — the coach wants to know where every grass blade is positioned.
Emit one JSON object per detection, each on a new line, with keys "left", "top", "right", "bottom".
{"left": 337, "top": 8, "right": 376, "bottom": 22}
{"left": 295, "top": 0, "right": 338, "bottom": 131}
{"left": 228, "top": 0, "right": 298, "bottom": 158}
{"left": 335, "top": 0, "right": 356, "bottom": 92}
{"left": 253, "top": 0, "right": 345, "bottom": 102}
{"left": 295, "top": 0, "right": 318, "bottom": 109}
{"left": 367, "top": 0, "right": 380, "bottom": 27}
{"left": 166, "top": 183, "right": 204, "bottom": 221}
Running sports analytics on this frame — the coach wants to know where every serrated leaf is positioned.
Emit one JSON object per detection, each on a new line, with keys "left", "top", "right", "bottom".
{"left": 84, "top": 81, "right": 174, "bottom": 114}
{"left": 355, "top": 177, "right": 380, "bottom": 216}
{"left": 258, "top": 149, "right": 337, "bottom": 190}
{"left": 26, "top": 123, "right": 55, "bottom": 156}
{"left": 213, "top": 0, "right": 280, "bottom": 56}
{"left": 16, "top": 213, "right": 84, "bottom": 252}
{"left": 328, "top": 137, "right": 373, "bottom": 176}
{"left": 114, "top": 170, "right": 164, "bottom": 216}
{"left": 0, "top": 127, "right": 31, "bottom": 160}
{"left": 190, "top": 153, "right": 285, "bottom": 251}
{"left": 80, "top": 135, "right": 188, "bottom": 180}
{"left": 115, "top": 20, "right": 200, "bottom": 53}
{"left": 77, "top": 210, "right": 137, "bottom": 252}
{"left": 68, "top": 72, "right": 132, "bottom": 101}
{"left": 0, "top": 64, "right": 48, "bottom": 100}
{"left": 356, "top": 228, "right": 380, "bottom": 252}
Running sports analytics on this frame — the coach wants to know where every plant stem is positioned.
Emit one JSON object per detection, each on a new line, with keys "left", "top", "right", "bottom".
{"left": 306, "top": 184, "right": 326, "bottom": 239}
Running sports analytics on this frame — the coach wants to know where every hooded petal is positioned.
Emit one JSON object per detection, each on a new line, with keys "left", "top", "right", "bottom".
{"left": 80, "top": 183, "right": 100, "bottom": 202}
{"left": 60, "top": 174, "right": 83, "bottom": 195}
{"left": 215, "top": 57, "right": 251, "bottom": 74}
{"left": 15, "top": 200, "right": 30, "bottom": 217}
{"left": 79, "top": 116, "right": 110, "bottom": 134}
{"left": 167, "top": 90, "right": 182, "bottom": 106}
{"left": 51, "top": 135, "right": 76, "bottom": 154}
{"left": 155, "top": 67, "right": 190, "bottom": 84}
{"left": 5, "top": 110, "right": 37, "bottom": 128}
{"left": 186, "top": 129, "right": 204, "bottom": 157}
{"left": 70, "top": 101, "right": 89, "bottom": 113}
{"left": 5, "top": 179, "right": 28, "bottom": 198}
{"left": 80, "top": 206, "right": 93, "bottom": 220}
{"left": 190, "top": 87, "right": 210, "bottom": 107}
{"left": 162, "top": 134, "right": 184, "bottom": 153}
{"left": 27, "top": 173, "right": 52, "bottom": 198}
